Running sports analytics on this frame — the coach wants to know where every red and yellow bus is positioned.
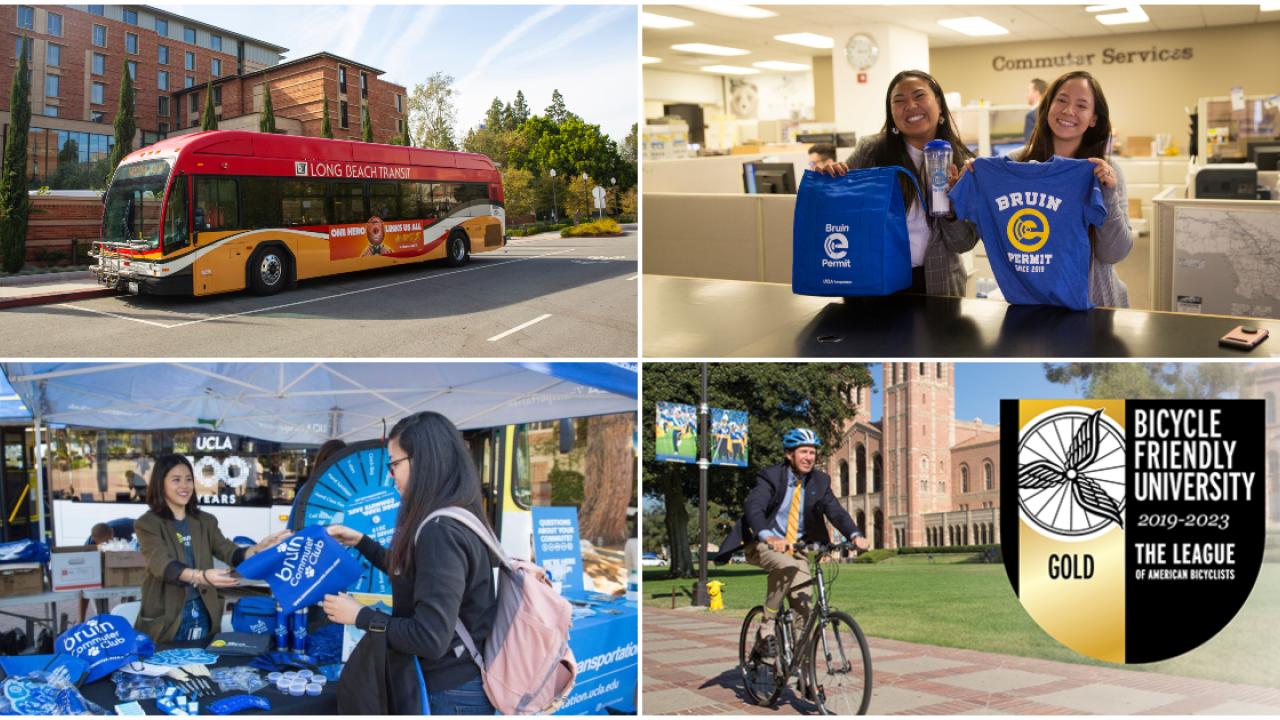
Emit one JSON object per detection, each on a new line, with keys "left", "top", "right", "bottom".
{"left": 93, "top": 130, "right": 505, "bottom": 296}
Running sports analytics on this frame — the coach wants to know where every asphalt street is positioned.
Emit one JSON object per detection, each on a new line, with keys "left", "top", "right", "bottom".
{"left": 0, "top": 228, "right": 636, "bottom": 358}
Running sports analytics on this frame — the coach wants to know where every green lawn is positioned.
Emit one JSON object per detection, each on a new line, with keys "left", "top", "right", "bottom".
{"left": 644, "top": 557, "right": 1280, "bottom": 688}
{"left": 656, "top": 432, "right": 697, "bottom": 459}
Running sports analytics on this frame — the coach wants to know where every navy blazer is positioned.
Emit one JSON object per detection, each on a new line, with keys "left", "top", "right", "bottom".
{"left": 715, "top": 462, "right": 861, "bottom": 564}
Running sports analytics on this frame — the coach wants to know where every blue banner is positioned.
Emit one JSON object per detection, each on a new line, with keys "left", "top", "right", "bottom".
{"left": 709, "top": 408, "right": 748, "bottom": 468}
{"left": 235, "top": 525, "right": 363, "bottom": 613}
{"left": 532, "top": 507, "right": 584, "bottom": 597}
{"left": 559, "top": 601, "right": 639, "bottom": 715}
{"left": 655, "top": 402, "right": 698, "bottom": 464}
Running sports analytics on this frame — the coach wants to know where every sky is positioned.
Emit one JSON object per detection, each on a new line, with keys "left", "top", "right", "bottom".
{"left": 171, "top": 4, "right": 638, "bottom": 142}
{"left": 862, "top": 363, "right": 1073, "bottom": 425}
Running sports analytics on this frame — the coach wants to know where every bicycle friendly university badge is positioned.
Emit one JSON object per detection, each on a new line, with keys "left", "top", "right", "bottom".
{"left": 999, "top": 399, "right": 1264, "bottom": 663}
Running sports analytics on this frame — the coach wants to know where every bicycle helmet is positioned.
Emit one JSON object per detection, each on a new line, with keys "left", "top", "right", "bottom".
{"left": 782, "top": 428, "right": 820, "bottom": 449}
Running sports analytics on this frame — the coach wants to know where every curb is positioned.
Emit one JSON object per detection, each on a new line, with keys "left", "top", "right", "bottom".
{"left": 0, "top": 270, "right": 95, "bottom": 287}
{"left": 0, "top": 287, "right": 116, "bottom": 310}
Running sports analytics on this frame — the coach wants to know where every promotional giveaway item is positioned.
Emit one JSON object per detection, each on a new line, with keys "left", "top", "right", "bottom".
{"left": 234, "top": 525, "right": 363, "bottom": 613}
{"left": 792, "top": 165, "right": 921, "bottom": 297}
{"left": 950, "top": 156, "right": 1106, "bottom": 311}
{"left": 923, "top": 140, "right": 953, "bottom": 217}
{"left": 206, "top": 633, "right": 270, "bottom": 657}
{"left": 0, "top": 539, "right": 50, "bottom": 564}
{"left": 229, "top": 597, "right": 277, "bottom": 636}
{"left": 1, "top": 673, "right": 104, "bottom": 716}
{"left": 54, "top": 615, "right": 155, "bottom": 684}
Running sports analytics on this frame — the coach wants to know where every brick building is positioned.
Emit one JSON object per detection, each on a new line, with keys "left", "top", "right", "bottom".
{"left": 0, "top": 5, "right": 405, "bottom": 187}
{"left": 826, "top": 362, "right": 1001, "bottom": 550}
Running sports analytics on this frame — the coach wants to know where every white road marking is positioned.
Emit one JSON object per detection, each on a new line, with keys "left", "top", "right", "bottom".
{"left": 487, "top": 314, "right": 552, "bottom": 342}
{"left": 55, "top": 249, "right": 577, "bottom": 330}
{"left": 626, "top": 275, "right": 638, "bottom": 281}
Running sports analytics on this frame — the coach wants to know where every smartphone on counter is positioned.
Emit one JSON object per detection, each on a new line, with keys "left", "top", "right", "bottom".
{"left": 1219, "top": 325, "right": 1269, "bottom": 350}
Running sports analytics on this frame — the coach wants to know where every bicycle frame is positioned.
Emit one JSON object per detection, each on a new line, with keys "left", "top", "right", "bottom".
{"left": 775, "top": 551, "right": 835, "bottom": 679}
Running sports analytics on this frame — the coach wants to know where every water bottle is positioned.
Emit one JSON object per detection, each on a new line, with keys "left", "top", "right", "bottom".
{"left": 274, "top": 604, "right": 289, "bottom": 652}
{"left": 923, "top": 140, "right": 953, "bottom": 217}
{"left": 292, "top": 608, "right": 308, "bottom": 653}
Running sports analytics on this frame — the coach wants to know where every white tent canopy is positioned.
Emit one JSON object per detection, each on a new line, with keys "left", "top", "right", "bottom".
{"left": 1, "top": 362, "right": 637, "bottom": 444}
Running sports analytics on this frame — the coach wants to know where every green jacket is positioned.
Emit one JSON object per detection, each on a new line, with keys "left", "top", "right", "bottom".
{"left": 135, "top": 509, "right": 246, "bottom": 643}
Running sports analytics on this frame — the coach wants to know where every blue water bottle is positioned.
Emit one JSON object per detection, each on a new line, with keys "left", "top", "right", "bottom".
{"left": 924, "top": 139, "right": 953, "bottom": 217}
{"left": 292, "top": 608, "right": 308, "bottom": 653}
{"left": 274, "top": 603, "right": 289, "bottom": 652}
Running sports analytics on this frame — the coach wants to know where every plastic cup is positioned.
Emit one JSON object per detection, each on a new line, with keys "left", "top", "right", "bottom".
{"left": 297, "top": 670, "right": 313, "bottom": 680}
{"left": 923, "top": 139, "right": 953, "bottom": 217}
{"left": 305, "top": 683, "right": 322, "bottom": 696}
{"left": 288, "top": 684, "right": 305, "bottom": 697}
{"left": 267, "top": 672, "right": 282, "bottom": 683}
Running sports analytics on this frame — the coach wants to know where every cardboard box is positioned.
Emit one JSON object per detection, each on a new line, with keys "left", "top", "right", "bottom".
{"left": 101, "top": 550, "right": 146, "bottom": 588}
{"left": 49, "top": 547, "right": 102, "bottom": 592}
{"left": 0, "top": 563, "right": 44, "bottom": 598}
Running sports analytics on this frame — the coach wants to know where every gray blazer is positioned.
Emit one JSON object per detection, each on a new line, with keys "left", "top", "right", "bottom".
{"left": 845, "top": 136, "right": 978, "bottom": 296}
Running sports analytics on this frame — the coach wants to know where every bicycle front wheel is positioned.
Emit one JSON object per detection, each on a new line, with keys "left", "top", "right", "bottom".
{"left": 739, "top": 605, "right": 784, "bottom": 707}
{"left": 807, "top": 610, "right": 872, "bottom": 715}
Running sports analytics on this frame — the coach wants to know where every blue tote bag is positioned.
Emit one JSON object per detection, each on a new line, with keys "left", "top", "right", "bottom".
{"left": 793, "top": 165, "right": 922, "bottom": 297}
{"left": 235, "top": 525, "right": 363, "bottom": 613}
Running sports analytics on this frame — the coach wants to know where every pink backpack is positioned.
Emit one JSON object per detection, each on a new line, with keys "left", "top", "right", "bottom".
{"left": 418, "top": 507, "right": 577, "bottom": 715}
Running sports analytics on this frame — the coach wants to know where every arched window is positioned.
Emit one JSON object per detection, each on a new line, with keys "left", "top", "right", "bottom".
{"left": 984, "top": 461, "right": 994, "bottom": 491}
{"left": 855, "top": 444, "right": 867, "bottom": 495}
{"left": 919, "top": 363, "right": 926, "bottom": 376}
{"left": 872, "top": 453, "right": 883, "bottom": 493}
{"left": 937, "top": 364, "right": 944, "bottom": 379}
{"left": 960, "top": 464, "right": 970, "bottom": 493}
{"left": 838, "top": 459, "right": 849, "bottom": 497}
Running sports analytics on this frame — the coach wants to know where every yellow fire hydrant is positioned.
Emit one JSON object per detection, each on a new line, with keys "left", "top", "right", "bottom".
{"left": 707, "top": 580, "right": 725, "bottom": 611}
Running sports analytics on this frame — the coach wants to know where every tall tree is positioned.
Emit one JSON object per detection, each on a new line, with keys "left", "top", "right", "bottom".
{"left": 407, "top": 72, "right": 458, "bottom": 151}
{"left": 644, "top": 363, "right": 872, "bottom": 578}
{"left": 0, "top": 35, "right": 32, "bottom": 272}
{"left": 1044, "top": 363, "right": 1247, "bottom": 399}
{"left": 108, "top": 56, "right": 136, "bottom": 171}
{"left": 510, "top": 90, "right": 530, "bottom": 126}
{"left": 484, "top": 97, "right": 505, "bottom": 131}
{"left": 319, "top": 87, "right": 332, "bottom": 139}
{"left": 546, "top": 89, "right": 569, "bottom": 124}
{"left": 361, "top": 102, "right": 373, "bottom": 142}
{"left": 259, "top": 82, "right": 276, "bottom": 133}
{"left": 200, "top": 79, "right": 218, "bottom": 130}
{"left": 580, "top": 413, "right": 636, "bottom": 546}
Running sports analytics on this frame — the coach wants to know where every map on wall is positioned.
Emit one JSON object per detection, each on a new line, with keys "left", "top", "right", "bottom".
{"left": 1171, "top": 206, "right": 1280, "bottom": 319}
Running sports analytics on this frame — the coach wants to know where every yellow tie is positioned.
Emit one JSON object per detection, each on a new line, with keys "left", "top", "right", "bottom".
{"left": 784, "top": 479, "right": 804, "bottom": 546}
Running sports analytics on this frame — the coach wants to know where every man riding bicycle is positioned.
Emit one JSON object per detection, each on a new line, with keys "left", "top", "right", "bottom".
{"left": 716, "top": 428, "right": 869, "bottom": 659}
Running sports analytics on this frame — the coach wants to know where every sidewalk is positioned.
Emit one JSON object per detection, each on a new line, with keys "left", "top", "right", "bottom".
{"left": 643, "top": 607, "right": 1280, "bottom": 715}
{"left": 0, "top": 271, "right": 115, "bottom": 309}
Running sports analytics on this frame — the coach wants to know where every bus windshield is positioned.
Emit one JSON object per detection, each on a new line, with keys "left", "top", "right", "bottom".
{"left": 102, "top": 159, "right": 171, "bottom": 248}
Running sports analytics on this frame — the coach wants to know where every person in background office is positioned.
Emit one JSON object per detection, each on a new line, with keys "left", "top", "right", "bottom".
{"left": 807, "top": 143, "right": 837, "bottom": 169}
{"left": 1017, "top": 71, "right": 1131, "bottom": 307}
{"left": 85, "top": 518, "right": 136, "bottom": 546}
{"left": 1024, "top": 78, "right": 1047, "bottom": 143}
{"left": 816, "top": 70, "right": 979, "bottom": 296}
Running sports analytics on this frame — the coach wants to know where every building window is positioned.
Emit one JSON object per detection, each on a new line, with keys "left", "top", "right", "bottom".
{"left": 983, "top": 461, "right": 994, "bottom": 491}
{"left": 91, "top": 110, "right": 105, "bottom": 123}
{"left": 158, "top": 96, "right": 169, "bottom": 116}
{"left": 127, "top": 61, "right": 137, "bottom": 80}
{"left": 126, "top": 32, "right": 138, "bottom": 54}
{"left": 88, "top": 5, "right": 104, "bottom": 16}
{"left": 123, "top": 8, "right": 138, "bottom": 25}
{"left": 45, "top": 43, "right": 60, "bottom": 67}
{"left": 157, "top": 70, "right": 168, "bottom": 90}
{"left": 15, "top": 36, "right": 31, "bottom": 61}
{"left": 340, "top": 100, "right": 348, "bottom": 128}
{"left": 93, "top": 24, "right": 107, "bottom": 48}
{"left": 184, "top": 51, "right": 194, "bottom": 71}
{"left": 42, "top": 105, "right": 58, "bottom": 118}
{"left": 45, "top": 75, "right": 59, "bottom": 98}
{"left": 212, "top": 86, "right": 221, "bottom": 106}
{"left": 92, "top": 82, "right": 105, "bottom": 104}
{"left": 211, "top": 58, "right": 221, "bottom": 76}
{"left": 46, "top": 12, "right": 62, "bottom": 37}
{"left": 184, "top": 26, "right": 196, "bottom": 44}
{"left": 16, "top": 6, "right": 33, "bottom": 30}
{"left": 185, "top": 76, "right": 194, "bottom": 88}
{"left": 394, "top": 94, "right": 402, "bottom": 113}
{"left": 338, "top": 66, "right": 347, "bottom": 94}
{"left": 158, "top": 122, "right": 169, "bottom": 134}
{"left": 210, "top": 35, "right": 222, "bottom": 52}
{"left": 158, "top": 45, "right": 169, "bottom": 64}
{"left": 960, "top": 464, "right": 970, "bottom": 493}
{"left": 92, "top": 53, "right": 105, "bottom": 75}
{"left": 155, "top": 17, "right": 168, "bottom": 35}
{"left": 190, "top": 92, "right": 200, "bottom": 114}
{"left": 360, "top": 72, "right": 368, "bottom": 99}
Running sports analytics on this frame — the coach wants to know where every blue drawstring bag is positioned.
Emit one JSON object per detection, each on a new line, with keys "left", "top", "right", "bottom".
{"left": 792, "top": 165, "right": 922, "bottom": 296}
{"left": 230, "top": 596, "right": 279, "bottom": 636}
{"left": 235, "top": 525, "right": 362, "bottom": 613}
{"left": 53, "top": 615, "right": 154, "bottom": 684}
{"left": 0, "top": 539, "right": 50, "bottom": 565}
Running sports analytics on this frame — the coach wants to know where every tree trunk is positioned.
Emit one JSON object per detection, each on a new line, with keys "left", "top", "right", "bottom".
{"left": 661, "top": 475, "right": 694, "bottom": 578}
{"left": 579, "top": 413, "right": 633, "bottom": 547}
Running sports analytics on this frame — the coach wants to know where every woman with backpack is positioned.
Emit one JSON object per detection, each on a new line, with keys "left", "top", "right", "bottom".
{"left": 817, "top": 70, "right": 978, "bottom": 296}
{"left": 322, "top": 411, "right": 498, "bottom": 715}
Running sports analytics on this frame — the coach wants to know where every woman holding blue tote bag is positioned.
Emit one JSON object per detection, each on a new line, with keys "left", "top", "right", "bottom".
{"left": 817, "top": 70, "right": 978, "bottom": 296}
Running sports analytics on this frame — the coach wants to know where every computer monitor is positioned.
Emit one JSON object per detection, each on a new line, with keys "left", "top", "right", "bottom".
{"left": 835, "top": 132, "right": 858, "bottom": 148}
{"left": 1256, "top": 149, "right": 1280, "bottom": 172}
{"left": 743, "top": 162, "right": 797, "bottom": 194}
{"left": 797, "top": 132, "right": 836, "bottom": 146}
{"left": 1246, "top": 139, "right": 1280, "bottom": 164}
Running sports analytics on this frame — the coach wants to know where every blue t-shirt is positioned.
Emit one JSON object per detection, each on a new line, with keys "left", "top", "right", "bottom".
{"left": 950, "top": 156, "right": 1106, "bottom": 311}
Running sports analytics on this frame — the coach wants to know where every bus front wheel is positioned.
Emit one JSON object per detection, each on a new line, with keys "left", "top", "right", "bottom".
{"left": 249, "top": 246, "right": 290, "bottom": 295}
{"left": 445, "top": 231, "right": 470, "bottom": 267}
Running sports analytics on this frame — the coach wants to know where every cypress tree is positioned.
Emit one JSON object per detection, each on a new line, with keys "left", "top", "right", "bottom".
{"left": 200, "top": 79, "right": 218, "bottom": 130}
{"left": 108, "top": 57, "right": 136, "bottom": 171}
{"left": 320, "top": 87, "right": 333, "bottom": 139}
{"left": 259, "top": 82, "right": 276, "bottom": 133}
{"left": 361, "top": 102, "right": 373, "bottom": 142}
{"left": 0, "top": 35, "right": 31, "bottom": 272}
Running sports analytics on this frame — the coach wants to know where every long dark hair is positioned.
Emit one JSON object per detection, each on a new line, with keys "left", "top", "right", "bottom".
{"left": 146, "top": 454, "right": 200, "bottom": 519}
{"left": 1021, "top": 70, "right": 1112, "bottom": 162}
{"left": 385, "top": 412, "right": 489, "bottom": 575}
{"left": 869, "top": 70, "right": 974, "bottom": 212}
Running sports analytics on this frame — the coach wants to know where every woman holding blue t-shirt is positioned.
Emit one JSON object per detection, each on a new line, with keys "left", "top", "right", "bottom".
{"left": 817, "top": 70, "right": 979, "bottom": 296}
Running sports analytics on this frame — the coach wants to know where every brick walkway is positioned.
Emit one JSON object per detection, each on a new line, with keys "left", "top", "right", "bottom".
{"left": 643, "top": 607, "right": 1280, "bottom": 715}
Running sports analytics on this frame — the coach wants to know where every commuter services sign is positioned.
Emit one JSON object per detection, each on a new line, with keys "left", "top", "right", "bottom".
{"left": 1000, "top": 399, "right": 1264, "bottom": 663}
{"left": 992, "top": 45, "right": 1194, "bottom": 72}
